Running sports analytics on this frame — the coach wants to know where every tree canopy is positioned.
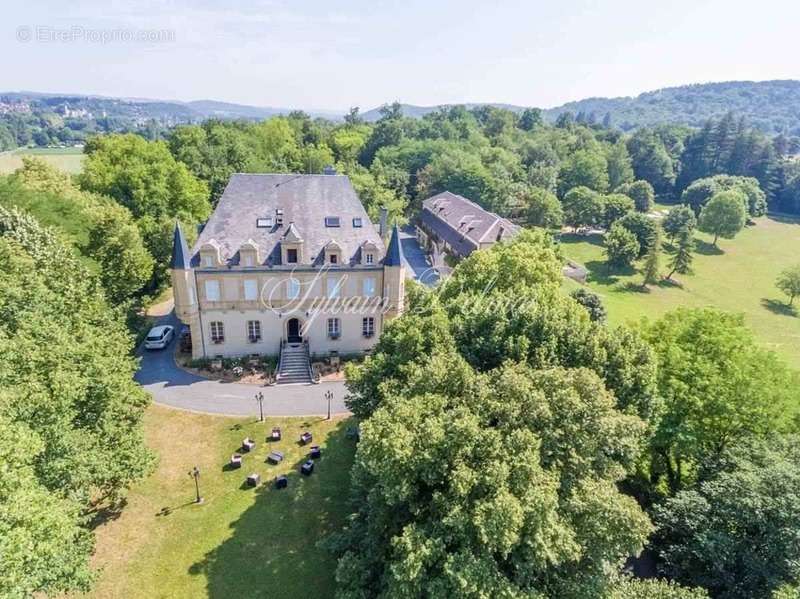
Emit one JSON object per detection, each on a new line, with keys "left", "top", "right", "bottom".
{"left": 654, "top": 436, "right": 800, "bottom": 598}
{"left": 337, "top": 230, "right": 662, "bottom": 597}
{"left": 0, "top": 207, "right": 154, "bottom": 597}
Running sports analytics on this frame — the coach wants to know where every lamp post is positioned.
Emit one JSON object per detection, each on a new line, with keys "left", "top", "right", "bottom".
{"left": 325, "top": 389, "right": 333, "bottom": 421}
{"left": 189, "top": 466, "right": 203, "bottom": 504}
{"left": 255, "top": 391, "right": 265, "bottom": 422}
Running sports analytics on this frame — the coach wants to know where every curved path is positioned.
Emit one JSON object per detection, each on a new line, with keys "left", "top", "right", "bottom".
{"left": 135, "top": 312, "right": 348, "bottom": 417}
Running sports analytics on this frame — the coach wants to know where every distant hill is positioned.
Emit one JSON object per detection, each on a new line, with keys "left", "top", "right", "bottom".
{"left": 0, "top": 91, "right": 337, "bottom": 122}
{"left": 541, "top": 80, "right": 800, "bottom": 133}
{"left": 5, "top": 80, "right": 800, "bottom": 135}
{"left": 362, "top": 81, "right": 800, "bottom": 134}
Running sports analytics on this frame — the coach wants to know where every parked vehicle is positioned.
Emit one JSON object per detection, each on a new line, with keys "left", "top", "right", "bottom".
{"left": 144, "top": 325, "right": 174, "bottom": 350}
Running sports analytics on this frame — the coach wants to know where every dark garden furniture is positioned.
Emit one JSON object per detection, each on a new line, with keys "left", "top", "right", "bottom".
{"left": 270, "top": 427, "right": 281, "bottom": 441}
{"left": 300, "top": 432, "right": 313, "bottom": 445}
{"left": 301, "top": 460, "right": 314, "bottom": 476}
{"left": 242, "top": 437, "right": 255, "bottom": 452}
{"left": 246, "top": 473, "right": 260, "bottom": 487}
{"left": 267, "top": 450, "right": 285, "bottom": 464}
{"left": 310, "top": 445, "right": 321, "bottom": 459}
{"left": 275, "top": 475, "right": 288, "bottom": 489}
{"left": 230, "top": 453, "right": 243, "bottom": 468}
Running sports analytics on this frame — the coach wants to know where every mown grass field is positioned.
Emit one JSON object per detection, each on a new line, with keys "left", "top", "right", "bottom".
{"left": 85, "top": 405, "right": 356, "bottom": 599}
{"left": 0, "top": 146, "right": 85, "bottom": 174}
{"left": 559, "top": 215, "right": 800, "bottom": 369}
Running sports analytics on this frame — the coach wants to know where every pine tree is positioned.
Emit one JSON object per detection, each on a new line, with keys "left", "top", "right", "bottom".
{"left": 641, "top": 227, "right": 662, "bottom": 288}
{"left": 667, "top": 229, "right": 695, "bottom": 279}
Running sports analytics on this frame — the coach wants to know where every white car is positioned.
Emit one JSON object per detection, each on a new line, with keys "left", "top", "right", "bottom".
{"left": 144, "top": 325, "right": 174, "bottom": 350}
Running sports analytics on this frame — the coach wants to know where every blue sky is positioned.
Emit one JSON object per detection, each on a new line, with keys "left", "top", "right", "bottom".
{"left": 3, "top": 0, "right": 799, "bottom": 111}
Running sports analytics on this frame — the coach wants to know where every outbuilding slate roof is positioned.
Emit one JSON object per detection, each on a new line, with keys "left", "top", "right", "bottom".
{"left": 419, "top": 191, "right": 520, "bottom": 257}
{"left": 190, "top": 173, "right": 385, "bottom": 267}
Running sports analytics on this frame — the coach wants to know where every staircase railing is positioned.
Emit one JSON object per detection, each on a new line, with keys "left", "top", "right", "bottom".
{"left": 305, "top": 340, "right": 320, "bottom": 384}
{"left": 276, "top": 339, "right": 286, "bottom": 383}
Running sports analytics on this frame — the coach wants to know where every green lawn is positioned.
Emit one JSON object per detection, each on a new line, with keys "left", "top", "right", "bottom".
{"left": 559, "top": 215, "right": 800, "bottom": 368}
{"left": 0, "top": 146, "right": 85, "bottom": 174}
{"left": 87, "top": 405, "right": 356, "bottom": 599}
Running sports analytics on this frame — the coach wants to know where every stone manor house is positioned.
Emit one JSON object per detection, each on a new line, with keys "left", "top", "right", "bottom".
{"left": 171, "top": 172, "right": 406, "bottom": 379}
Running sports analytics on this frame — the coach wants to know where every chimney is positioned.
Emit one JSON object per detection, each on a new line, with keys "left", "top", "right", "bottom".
{"left": 379, "top": 206, "right": 388, "bottom": 238}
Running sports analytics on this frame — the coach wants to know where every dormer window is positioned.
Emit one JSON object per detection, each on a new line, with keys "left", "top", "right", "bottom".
{"left": 324, "top": 216, "right": 340, "bottom": 228}
{"left": 324, "top": 240, "right": 342, "bottom": 265}
{"left": 199, "top": 240, "right": 222, "bottom": 267}
{"left": 281, "top": 222, "right": 303, "bottom": 265}
{"left": 239, "top": 239, "right": 260, "bottom": 267}
{"left": 361, "top": 240, "right": 378, "bottom": 266}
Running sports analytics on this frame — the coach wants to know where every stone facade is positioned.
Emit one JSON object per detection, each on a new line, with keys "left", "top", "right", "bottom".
{"left": 171, "top": 173, "right": 405, "bottom": 359}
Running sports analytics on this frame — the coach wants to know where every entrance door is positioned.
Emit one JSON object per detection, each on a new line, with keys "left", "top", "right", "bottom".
{"left": 287, "top": 318, "right": 302, "bottom": 344}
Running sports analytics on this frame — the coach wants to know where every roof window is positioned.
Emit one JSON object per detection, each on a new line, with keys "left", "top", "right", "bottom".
{"left": 325, "top": 216, "right": 340, "bottom": 227}
{"left": 256, "top": 217, "right": 273, "bottom": 228}
{"left": 352, "top": 217, "right": 363, "bottom": 228}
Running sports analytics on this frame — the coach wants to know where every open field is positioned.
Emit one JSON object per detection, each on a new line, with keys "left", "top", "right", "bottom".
{"left": 85, "top": 405, "right": 356, "bottom": 599}
{"left": 560, "top": 215, "right": 800, "bottom": 369}
{"left": 0, "top": 146, "right": 85, "bottom": 174}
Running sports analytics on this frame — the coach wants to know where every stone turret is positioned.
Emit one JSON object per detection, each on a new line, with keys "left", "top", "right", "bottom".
{"left": 382, "top": 224, "right": 405, "bottom": 320}
{"left": 170, "top": 222, "right": 201, "bottom": 357}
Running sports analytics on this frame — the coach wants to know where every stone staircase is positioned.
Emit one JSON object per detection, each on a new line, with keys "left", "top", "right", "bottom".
{"left": 276, "top": 342, "right": 312, "bottom": 385}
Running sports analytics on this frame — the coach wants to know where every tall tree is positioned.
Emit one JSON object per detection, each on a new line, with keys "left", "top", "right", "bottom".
{"left": 79, "top": 133, "right": 210, "bottom": 286}
{"left": 666, "top": 229, "right": 695, "bottom": 280}
{"left": 698, "top": 190, "right": 746, "bottom": 246}
{"left": 606, "top": 139, "right": 635, "bottom": 190}
{"left": 643, "top": 308, "right": 798, "bottom": 493}
{"left": 605, "top": 223, "right": 640, "bottom": 268}
{"left": 662, "top": 205, "right": 697, "bottom": 242}
{"left": 641, "top": 227, "right": 662, "bottom": 288}
{"left": 562, "top": 186, "right": 605, "bottom": 230}
{"left": 654, "top": 436, "right": 800, "bottom": 599}
{"left": 617, "top": 180, "right": 655, "bottom": 213}
{"left": 603, "top": 193, "right": 635, "bottom": 229}
{"left": 0, "top": 207, "right": 154, "bottom": 596}
{"left": 557, "top": 148, "right": 610, "bottom": 196}
{"left": 627, "top": 129, "right": 676, "bottom": 195}
{"left": 776, "top": 264, "right": 800, "bottom": 306}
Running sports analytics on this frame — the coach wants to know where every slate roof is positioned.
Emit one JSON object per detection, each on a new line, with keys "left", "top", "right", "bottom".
{"left": 419, "top": 191, "right": 520, "bottom": 257}
{"left": 190, "top": 174, "right": 385, "bottom": 267}
{"left": 383, "top": 224, "right": 404, "bottom": 266}
{"left": 171, "top": 222, "right": 191, "bottom": 269}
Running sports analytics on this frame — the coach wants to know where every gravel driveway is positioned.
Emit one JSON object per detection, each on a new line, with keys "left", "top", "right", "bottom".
{"left": 135, "top": 312, "right": 348, "bottom": 417}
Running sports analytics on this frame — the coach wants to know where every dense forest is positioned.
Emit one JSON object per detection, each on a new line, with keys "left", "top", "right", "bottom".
{"left": 547, "top": 80, "right": 800, "bottom": 133}
{"left": 162, "top": 103, "right": 800, "bottom": 220}
{"left": 363, "top": 81, "right": 800, "bottom": 134}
